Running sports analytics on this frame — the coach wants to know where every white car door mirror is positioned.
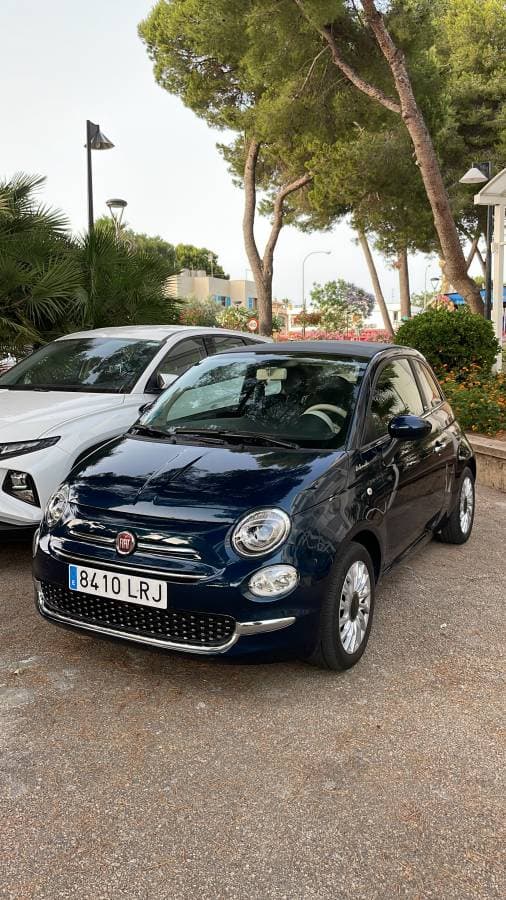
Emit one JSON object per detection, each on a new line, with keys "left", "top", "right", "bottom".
{"left": 157, "top": 372, "right": 177, "bottom": 391}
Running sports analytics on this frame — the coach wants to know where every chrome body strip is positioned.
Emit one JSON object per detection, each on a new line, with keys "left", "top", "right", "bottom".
{"left": 35, "top": 582, "right": 295, "bottom": 655}
{"left": 67, "top": 530, "right": 114, "bottom": 545}
{"left": 49, "top": 542, "right": 208, "bottom": 582}
{"left": 65, "top": 521, "right": 201, "bottom": 558}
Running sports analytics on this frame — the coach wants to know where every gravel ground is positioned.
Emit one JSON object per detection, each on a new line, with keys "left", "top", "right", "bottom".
{"left": 1, "top": 485, "right": 505, "bottom": 900}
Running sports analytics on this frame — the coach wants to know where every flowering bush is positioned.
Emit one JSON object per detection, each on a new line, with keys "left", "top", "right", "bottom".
{"left": 439, "top": 366, "right": 506, "bottom": 436}
{"left": 179, "top": 295, "right": 217, "bottom": 327}
{"left": 275, "top": 329, "right": 391, "bottom": 342}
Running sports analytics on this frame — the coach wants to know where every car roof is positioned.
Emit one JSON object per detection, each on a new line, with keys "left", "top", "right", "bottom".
{"left": 55, "top": 326, "right": 270, "bottom": 343}
{"left": 215, "top": 339, "right": 413, "bottom": 360}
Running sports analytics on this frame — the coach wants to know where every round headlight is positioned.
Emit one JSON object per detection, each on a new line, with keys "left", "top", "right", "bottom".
{"left": 248, "top": 565, "right": 299, "bottom": 598}
{"left": 45, "top": 483, "right": 70, "bottom": 529}
{"left": 232, "top": 508, "right": 290, "bottom": 557}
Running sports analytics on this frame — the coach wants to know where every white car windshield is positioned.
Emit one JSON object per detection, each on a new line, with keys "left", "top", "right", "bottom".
{"left": 0, "top": 338, "right": 162, "bottom": 393}
{"left": 140, "top": 352, "right": 368, "bottom": 450}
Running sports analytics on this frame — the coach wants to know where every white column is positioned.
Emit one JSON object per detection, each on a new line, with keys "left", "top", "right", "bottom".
{"left": 492, "top": 203, "right": 505, "bottom": 372}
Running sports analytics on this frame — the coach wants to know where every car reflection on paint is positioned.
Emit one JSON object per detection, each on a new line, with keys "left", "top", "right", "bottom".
{"left": 33, "top": 341, "right": 476, "bottom": 670}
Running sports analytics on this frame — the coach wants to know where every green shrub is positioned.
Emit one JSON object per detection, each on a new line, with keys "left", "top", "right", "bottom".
{"left": 440, "top": 368, "right": 506, "bottom": 436}
{"left": 179, "top": 295, "right": 217, "bottom": 327}
{"left": 395, "top": 307, "right": 500, "bottom": 377}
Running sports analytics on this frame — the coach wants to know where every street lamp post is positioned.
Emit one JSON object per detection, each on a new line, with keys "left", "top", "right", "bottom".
{"left": 460, "top": 162, "right": 493, "bottom": 319}
{"left": 302, "top": 250, "right": 331, "bottom": 338}
{"left": 106, "top": 198, "right": 128, "bottom": 240}
{"left": 430, "top": 275, "right": 440, "bottom": 309}
{"left": 86, "top": 120, "right": 114, "bottom": 233}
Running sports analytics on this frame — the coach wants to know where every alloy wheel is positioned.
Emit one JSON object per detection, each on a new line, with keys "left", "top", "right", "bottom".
{"left": 459, "top": 476, "right": 474, "bottom": 535}
{"left": 338, "top": 560, "right": 371, "bottom": 655}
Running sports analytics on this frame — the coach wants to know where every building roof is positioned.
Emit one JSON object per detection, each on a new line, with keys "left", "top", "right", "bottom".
{"left": 218, "top": 340, "right": 396, "bottom": 358}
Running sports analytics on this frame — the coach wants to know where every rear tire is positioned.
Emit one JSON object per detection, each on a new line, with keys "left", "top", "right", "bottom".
{"left": 305, "top": 542, "right": 375, "bottom": 671}
{"left": 438, "top": 467, "right": 475, "bottom": 545}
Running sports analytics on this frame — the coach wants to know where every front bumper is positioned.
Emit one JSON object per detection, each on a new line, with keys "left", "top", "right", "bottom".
{"left": 33, "top": 534, "right": 323, "bottom": 658}
{"left": 34, "top": 579, "right": 296, "bottom": 655}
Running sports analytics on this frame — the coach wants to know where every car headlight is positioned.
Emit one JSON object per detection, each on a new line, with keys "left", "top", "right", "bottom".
{"left": 248, "top": 565, "right": 299, "bottom": 598}
{"left": 232, "top": 508, "right": 291, "bottom": 557}
{"left": 44, "top": 483, "right": 71, "bottom": 529}
{"left": 0, "top": 436, "right": 60, "bottom": 461}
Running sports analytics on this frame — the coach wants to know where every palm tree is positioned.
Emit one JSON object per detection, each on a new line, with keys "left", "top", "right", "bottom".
{"left": 75, "top": 223, "right": 180, "bottom": 330}
{"left": 0, "top": 173, "right": 84, "bottom": 347}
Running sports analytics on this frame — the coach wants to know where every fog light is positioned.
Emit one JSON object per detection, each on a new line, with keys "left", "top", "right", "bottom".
{"left": 3, "top": 470, "right": 39, "bottom": 506}
{"left": 248, "top": 565, "right": 299, "bottom": 598}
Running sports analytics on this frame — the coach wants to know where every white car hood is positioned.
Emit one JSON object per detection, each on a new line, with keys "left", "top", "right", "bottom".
{"left": 0, "top": 390, "right": 127, "bottom": 441}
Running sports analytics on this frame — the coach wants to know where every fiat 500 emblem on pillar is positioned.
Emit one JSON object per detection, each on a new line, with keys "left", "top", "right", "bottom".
{"left": 115, "top": 531, "right": 136, "bottom": 555}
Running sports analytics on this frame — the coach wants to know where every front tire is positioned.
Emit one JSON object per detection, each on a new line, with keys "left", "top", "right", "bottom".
{"left": 438, "top": 467, "right": 475, "bottom": 545}
{"left": 306, "top": 542, "right": 375, "bottom": 671}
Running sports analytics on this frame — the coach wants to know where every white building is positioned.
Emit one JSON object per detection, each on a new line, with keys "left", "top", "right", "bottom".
{"left": 166, "top": 269, "right": 258, "bottom": 312}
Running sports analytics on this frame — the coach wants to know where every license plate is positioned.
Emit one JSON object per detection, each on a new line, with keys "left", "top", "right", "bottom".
{"left": 68, "top": 564, "right": 167, "bottom": 610}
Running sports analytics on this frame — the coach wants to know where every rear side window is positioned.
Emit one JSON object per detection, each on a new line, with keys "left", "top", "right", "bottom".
{"left": 207, "top": 335, "right": 247, "bottom": 353}
{"left": 413, "top": 361, "right": 443, "bottom": 409}
{"left": 148, "top": 338, "right": 207, "bottom": 389}
{"left": 364, "top": 358, "right": 425, "bottom": 443}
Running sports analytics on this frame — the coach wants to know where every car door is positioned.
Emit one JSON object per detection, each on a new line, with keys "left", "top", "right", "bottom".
{"left": 358, "top": 357, "right": 447, "bottom": 562}
{"left": 145, "top": 337, "right": 207, "bottom": 393}
{"left": 411, "top": 358, "right": 456, "bottom": 516}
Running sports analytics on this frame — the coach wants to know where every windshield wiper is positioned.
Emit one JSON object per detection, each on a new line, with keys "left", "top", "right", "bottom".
{"left": 130, "top": 424, "right": 174, "bottom": 440}
{"left": 170, "top": 427, "right": 299, "bottom": 449}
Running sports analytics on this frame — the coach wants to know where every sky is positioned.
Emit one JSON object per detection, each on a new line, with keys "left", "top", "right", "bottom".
{"left": 1, "top": 0, "right": 444, "bottom": 307}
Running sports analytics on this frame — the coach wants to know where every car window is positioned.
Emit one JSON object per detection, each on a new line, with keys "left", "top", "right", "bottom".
{"left": 143, "top": 352, "right": 369, "bottom": 450}
{"left": 168, "top": 373, "right": 245, "bottom": 418}
{"left": 207, "top": 335, "right": 247, "bottom": 353}
{"left": 0, "top": 338, "right": 162, "bottom": 393}
{"left": 413, "top": 360, "right": 443, "bottom": 409}
{"left": 150, "top": 338, "right": 207, "bottom": 387}
{"left": 364, "top": 358, "right": 425, "bottom": 444}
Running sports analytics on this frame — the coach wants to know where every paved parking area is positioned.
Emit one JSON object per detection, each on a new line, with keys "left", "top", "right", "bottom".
{"left": 1, "top": 485, "right": 505, "bottom": 900}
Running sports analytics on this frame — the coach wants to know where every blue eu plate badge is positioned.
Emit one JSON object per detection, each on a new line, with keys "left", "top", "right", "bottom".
{"left": 69, "top": 565, "right": 78, "bottom": 590}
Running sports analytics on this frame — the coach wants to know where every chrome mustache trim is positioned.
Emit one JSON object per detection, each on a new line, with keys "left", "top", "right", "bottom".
{"left": 35, "top": 582, "right": 295, "bottom": 655}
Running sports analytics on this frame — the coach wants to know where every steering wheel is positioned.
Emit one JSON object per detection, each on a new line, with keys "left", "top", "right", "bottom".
{"left": 301, "top": 403, "right": 347, "bottom": 434}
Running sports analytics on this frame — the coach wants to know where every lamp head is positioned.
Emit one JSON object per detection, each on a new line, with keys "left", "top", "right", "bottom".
{"left": 106, "top": 198, "right": 127, "bottom": 211}
{"left": 459, "top": 166, "right": 488, "bottom": 185}
{"left": 90, "top": 129, "right": 114, "bottom": 151}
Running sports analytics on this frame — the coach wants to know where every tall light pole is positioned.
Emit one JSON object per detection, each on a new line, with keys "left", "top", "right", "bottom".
{"left": 302, "top": 250, "right": 331, "bottom": 337}
{"left": 460, "top": 162, "right": 492, "bottom": 319}
{"left": 86, "top": 120, "right": 114, "bottom": 233}
{"left": 106, "top": 198, "right": 127, "bottom": 240}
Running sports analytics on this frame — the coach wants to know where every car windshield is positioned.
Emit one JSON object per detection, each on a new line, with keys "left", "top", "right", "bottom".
{"left": 140, "top": 352, "right": 368, "bottom": 450}
{"left": 0, "top": 337, "right": 162, "bottom": 393}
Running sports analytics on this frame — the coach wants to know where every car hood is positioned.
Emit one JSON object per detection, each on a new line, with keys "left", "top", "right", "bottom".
{"left": 0, "top": 390, "right": 126, "bottom": 440}
{"left": 70, "top": 434, "right": 347, "bottom": 522}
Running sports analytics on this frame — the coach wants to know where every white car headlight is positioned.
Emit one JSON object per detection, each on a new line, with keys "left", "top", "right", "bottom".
{"left": 232, "top": 508, "right": 290, "bottom": 557}
{"left": 45, "top": 483, "right": 71, "bottom": 529}
{"left": 0, "top": 436, "right": 60, "bottom": 460}
{"left": 248, "top": 565, "right": 299, "bottom": 598}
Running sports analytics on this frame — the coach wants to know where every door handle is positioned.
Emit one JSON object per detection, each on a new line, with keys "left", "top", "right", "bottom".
{"left": 433, "top": 440, "right": 447, "bottom": 454}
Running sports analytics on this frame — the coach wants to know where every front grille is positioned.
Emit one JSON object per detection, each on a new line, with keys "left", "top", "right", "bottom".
{"left": 40, "top": 581, "right": 236, "bottom": 648}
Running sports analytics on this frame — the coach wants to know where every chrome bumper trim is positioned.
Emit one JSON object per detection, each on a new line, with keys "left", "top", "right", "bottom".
{"left": 35, "top": 582, "right": 295, "bottom": 655}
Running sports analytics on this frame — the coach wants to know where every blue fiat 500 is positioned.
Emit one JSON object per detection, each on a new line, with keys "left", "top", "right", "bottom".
{"left": 33, "top": 341, "right": 475, "bottom": 670}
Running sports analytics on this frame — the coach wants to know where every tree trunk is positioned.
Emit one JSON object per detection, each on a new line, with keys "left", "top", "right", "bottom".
{"left": 242, "top": 136, "right": 311, "bottom": 336}
{"left": 293, "top": 0, "right": 483, "bottom": 316}
{"left": 357, "top": 230, "right": 394, "bottom": 337}
{"left": 397, "top": 247, "right": 411, "bottom": 319}
{"left": 359, "top": 0, "right": 483, "bottom": 315}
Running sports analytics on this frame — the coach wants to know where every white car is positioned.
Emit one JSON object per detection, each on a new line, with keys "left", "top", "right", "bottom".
{"left": 0, "top": 325, "right": 268, "bottom": 531}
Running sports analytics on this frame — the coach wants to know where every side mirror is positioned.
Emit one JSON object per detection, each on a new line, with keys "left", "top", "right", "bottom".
{"left": 157, "top": 372, "right": 177, "bottom": 391}
{"left": 388, "top": 414, "right": 432, "bottom": 442}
